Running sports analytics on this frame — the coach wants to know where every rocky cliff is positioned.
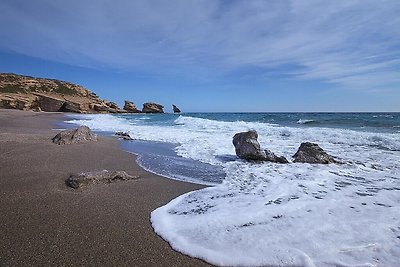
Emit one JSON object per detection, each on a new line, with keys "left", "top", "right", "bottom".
{"left": 0, "top": 73, "right": 179, "bottom": 114}
{"left": 0, "top": 73, "right": 126, "bottom": 113}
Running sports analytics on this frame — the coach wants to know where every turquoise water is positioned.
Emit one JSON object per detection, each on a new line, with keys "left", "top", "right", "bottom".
{"left": 113, "top": 112, "right": 400, "bottom": 133}
{"left": 67, "top": 112, "right": 400, "bottom": 267}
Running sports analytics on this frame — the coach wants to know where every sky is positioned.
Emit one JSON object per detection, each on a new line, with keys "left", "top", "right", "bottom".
{"left": 0, "top": 0, "right": 399, "bottom": 112}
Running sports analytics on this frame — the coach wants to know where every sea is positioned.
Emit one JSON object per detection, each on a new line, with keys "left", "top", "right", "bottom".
{"left": 66, "top": 112, "right": 400, "bottom": 267}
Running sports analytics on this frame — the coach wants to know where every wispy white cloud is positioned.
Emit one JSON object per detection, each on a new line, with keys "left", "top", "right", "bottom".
{"left": 0, "top": 0, "right": 399, "bottom": 90}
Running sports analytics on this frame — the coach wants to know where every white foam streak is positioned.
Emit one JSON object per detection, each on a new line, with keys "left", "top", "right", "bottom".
{"left": 297, "top": 119, "right": 315, "bottom": 124}
{"left": 68, "top": 114, "right": 400, "bottom": 266}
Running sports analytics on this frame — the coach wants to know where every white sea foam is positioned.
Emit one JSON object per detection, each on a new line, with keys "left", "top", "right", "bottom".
{"left": 67, "top": 114, "right": 400, "bottom": 266}
{"left": 297, "top": 119, "right": 315, "bottom": 124}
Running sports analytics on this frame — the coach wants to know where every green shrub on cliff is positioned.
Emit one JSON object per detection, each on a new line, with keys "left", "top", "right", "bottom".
{"left": 53, "top": 81, "right": 79, "bottom": 95}
{"left": 0, "top": 85, "right": 26, "bottom": 93}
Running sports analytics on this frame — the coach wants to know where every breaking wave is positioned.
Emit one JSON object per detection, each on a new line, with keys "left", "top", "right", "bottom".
{"left": 67, "top": 113, "right": 400, "bottom": 266}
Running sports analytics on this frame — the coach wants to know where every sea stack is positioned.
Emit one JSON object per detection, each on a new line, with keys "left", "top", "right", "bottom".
{"left": 123, "top": 100, "right": 141, "bottom": 113}
{"left": 142, "top": 102, "right": 164, "bottom": 113}
{"left": 172, "top": 104, "right": 181, "bottom": 113}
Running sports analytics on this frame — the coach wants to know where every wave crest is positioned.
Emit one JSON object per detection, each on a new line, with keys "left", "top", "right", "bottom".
{"left": 297, "top": 119, "right": 316, "bottom": 125}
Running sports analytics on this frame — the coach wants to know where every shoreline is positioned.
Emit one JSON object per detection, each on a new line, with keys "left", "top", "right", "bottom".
{"left": 0, "top": 109, "right": 210, "bottom": 266}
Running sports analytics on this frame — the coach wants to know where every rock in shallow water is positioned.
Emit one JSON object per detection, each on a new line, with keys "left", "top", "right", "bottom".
{"left": 233, "top": 130, "right": 288, "bottom": 163}
{"left": 233, "top": 130, "right": 266, "bottom": 161}
{"left": 264, "top": 149, "right": 289, "bottom": 164}
{"left": 115, "top": 131, "right": 134, "bottom": 140}
{"left": 52, "top": 126, "right": 97, "bottom": 145}
{"left": 293, "top": 142, "right": 337, "bottom": 164}
{"left": 66, "top": 170, "right": 139, "bottom": 189}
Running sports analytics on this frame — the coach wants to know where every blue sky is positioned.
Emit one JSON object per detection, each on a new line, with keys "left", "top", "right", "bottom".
{"left": 0, "top": 0, "right": 399, "bottom": 112}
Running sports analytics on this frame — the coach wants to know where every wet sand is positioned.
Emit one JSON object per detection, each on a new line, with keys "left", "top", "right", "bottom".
{"left": 0, "top": 109, "right": 211, "bottom": 266}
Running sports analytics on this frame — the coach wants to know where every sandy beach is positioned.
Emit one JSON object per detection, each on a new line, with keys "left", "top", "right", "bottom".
{"left": 0, "top": 109, "right": 210, "bottom": 266}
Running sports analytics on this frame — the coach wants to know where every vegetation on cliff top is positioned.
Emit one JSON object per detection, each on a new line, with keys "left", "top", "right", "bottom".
{"left": 0, "top": 73, "right": 88, "bottom": 96}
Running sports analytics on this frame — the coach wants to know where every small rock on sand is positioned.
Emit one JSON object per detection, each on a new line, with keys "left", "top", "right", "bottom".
{"left": 66, "top": 170, "right": 140, "bottom": 189}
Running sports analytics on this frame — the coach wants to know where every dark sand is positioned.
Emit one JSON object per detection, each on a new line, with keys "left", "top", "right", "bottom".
{"left": 0, "top": 110, "right": 211, "bottom": 266}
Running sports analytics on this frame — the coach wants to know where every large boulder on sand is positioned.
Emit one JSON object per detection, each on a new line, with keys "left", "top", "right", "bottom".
{"left": 233, "top": 130, "right": 289, "bottom": 163}
{"left": 293, "top": 142, "right": 337, "bottom": 164}
{"left": 123, "top": 100, "right": 141, "bottom": 113}
{"left": 59, "top": 101, "right": 82, "bottom": 113}
{"left": 66, "top": 170, "right": 139, "bottom": 189}
{"left": 142, "top": 102, "right": 164, "bottom": 113}
{"left": 52, "top": 126, "right": 97, "bottom": 145}
{"left": 37, "top": 94, "right": 65, "bottom": 112}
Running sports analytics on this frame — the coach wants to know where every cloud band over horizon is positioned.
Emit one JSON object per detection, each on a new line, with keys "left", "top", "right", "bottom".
{"left": 0, "top": 0, "right": 399, "bottom": 111}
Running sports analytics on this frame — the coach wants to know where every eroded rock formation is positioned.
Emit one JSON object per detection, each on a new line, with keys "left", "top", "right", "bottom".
{"left": 0, "top": 73, "right": 179, "bottom": 115}
{"left": 36, "top": 94, "right": 65, "bottom": 112}
{"left": 123, "top": 100, "right": 141, "bottom": 113}
{"left": 172, "top": 104, "right": 181, "bottom": 113}
{"left": 142, "top": 102, "right": 164, "bottom": 113}
{"left": 59, "top": 101, "right": 82, "bottom": 113}
{"left": 0, "top": 73, "right": 124, "bottom": 114}
{"left": 0, "top": 93, "right": 40, "bottom": 111}
{"left": 106, "top": 101, "right": 118, "bottom": 109}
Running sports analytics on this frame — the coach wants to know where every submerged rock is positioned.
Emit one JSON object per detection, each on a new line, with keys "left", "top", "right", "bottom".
{"left": 52, "top": 126, "right": 97, "bottom": 145}
{"left": 293, "top": 142, "right": 337, "bottom": 164}
{"left": 172, "top": 104, "right": 181, "bottom": 113}
{"left": 142, "top": 102, "right": 164, "bottom": 113}
{"left": 66, "top": 170, "right": 139, "bottom": 189}
{"left": 115, "top": 131, "right": 134, "bottom": 140}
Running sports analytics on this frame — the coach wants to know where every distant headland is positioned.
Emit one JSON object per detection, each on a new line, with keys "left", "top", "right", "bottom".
{"left": 0, "top": 73, "right": 180, "bottom": 114}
